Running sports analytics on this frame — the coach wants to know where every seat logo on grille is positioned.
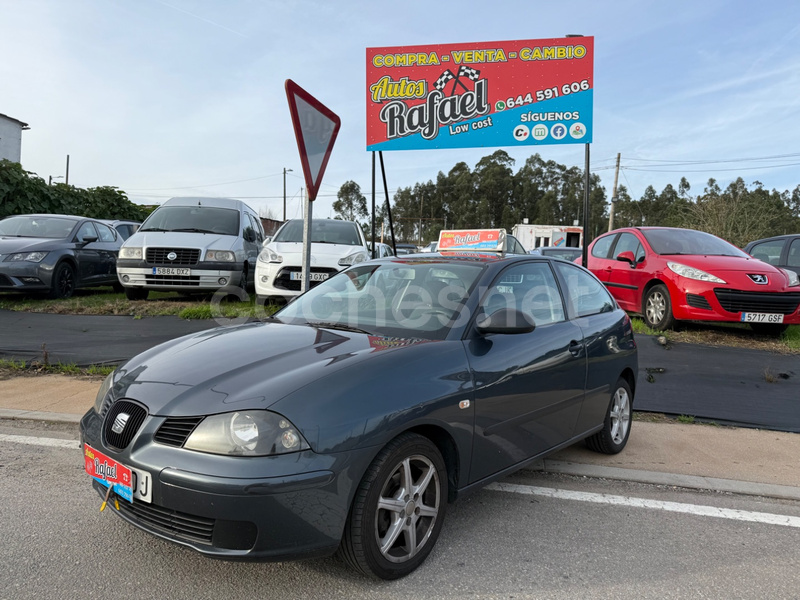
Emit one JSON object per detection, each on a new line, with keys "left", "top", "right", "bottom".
{"left": 167, "top": 251, "right": 177, "bottom": 261}
{"left": 112, "top": 412, "right": 130, "bottom": 434}
{"left": 748, "top": 274, "right": 768, "bottom": 284}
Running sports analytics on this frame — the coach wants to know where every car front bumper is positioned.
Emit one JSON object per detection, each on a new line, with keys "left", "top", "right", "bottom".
{"left": 0, "top": 261, "right": 55, "bottom": 292}
{"left": 80, "top": 408, "right": 374, "bottom": 561}
{"left": 666, "top": 279, "right": 800, "bottom": 324}
{"left": 117, "top": 260, "right": 244, "bottom": 292}
{"left": 254, "top": 262, "right": 341, "bottom": 299}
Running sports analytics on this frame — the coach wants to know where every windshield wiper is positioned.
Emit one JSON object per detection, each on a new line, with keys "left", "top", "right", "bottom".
{"left": 172, "top": 228, "right": 216, "bottom": 234}
{"left": 308, "top": 321, "right": 373, "bottom": 335}
{"left": 139, "top": 227, "right": 170, "bottom": 232}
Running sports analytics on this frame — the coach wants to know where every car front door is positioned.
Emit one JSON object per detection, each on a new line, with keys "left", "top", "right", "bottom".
{"left": 465, "top": 260, "right": 587, "bottom": 483}
{"left": 602, "top": 231, "right": 648, "bottom": 312}
{"left": 73, "top": 221, "right": 105, "bottom": 286}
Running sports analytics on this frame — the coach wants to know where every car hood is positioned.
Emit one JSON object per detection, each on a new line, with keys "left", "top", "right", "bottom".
{"left": 0, "top": 237, "right": 66, "bottom": 254}
{"left": 124, "top": 231, "right": 237, "bottom": 250}
{"left": 110, "top": 321, "right": 431, "bottom": 417}
{"left": 663, "top": 254, "right": 796, "bottom": 288}
{"left": 268, "top": 242, "right": 366, "bottom": 262}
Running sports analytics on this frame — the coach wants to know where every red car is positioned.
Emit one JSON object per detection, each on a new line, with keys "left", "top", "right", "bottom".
{"left": 585, "top": 227, "right": 800, "bottom": 335}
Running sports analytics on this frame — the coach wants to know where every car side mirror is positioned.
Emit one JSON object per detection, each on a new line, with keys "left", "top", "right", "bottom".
{"left": 616, "top": 250, "right": 636, "bottom": 267}
{"left": 476, "top": 308, "right": 536, "bottom": 335}
{"left": 79, "top": 235, "right": 99, "bottom": 244}
{"left": 244, "top": 228, "right": 256, "bottom": 243}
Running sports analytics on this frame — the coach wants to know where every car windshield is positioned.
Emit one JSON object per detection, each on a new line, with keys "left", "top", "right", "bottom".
{"left": 273, "top": 219, "right": 363, "bottom": 245}
{"left": 139, "top": 206, "right": 240, "bottom": 235}
{"left": 275, "top": 260, "right": 485, "bottom": 340}
{"left": 643, "top": 228, "right": 748, "bottom": 257}
{"left": 0, "top": 216, "right": 75, "bottom": 239}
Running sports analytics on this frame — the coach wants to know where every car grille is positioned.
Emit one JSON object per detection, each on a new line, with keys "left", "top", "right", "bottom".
{"left": 714, "top": 289, "right": 800, "bottom": 315}
{"left": 274, "top": 267, "right": 339, "bottom": 291}
{"left": 103, "top": 400, "right": 147, "bottom": 450}
{"left": 146, "top": 247, "right": 200, "bottom": 266}
{"left": 117, "top": 496, "right": 215, "bottom": 545}
{"left": 686, "top": 293, "right": 712, "bottom": 310}
{"left": 144, "top": 274, "right": 201, "bottom": 286}
{"left": 154, "top": 417, "right": 204, "bottom": 447}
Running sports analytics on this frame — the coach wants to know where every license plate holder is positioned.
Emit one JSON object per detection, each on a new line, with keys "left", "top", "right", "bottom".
{"left": 740, "top": 312, "right": 784, "bottom": 324}
{"left": 153, "top": 267, "right": 191, "bottom": 276}
{"left": 290, "top": 271, "right": 329, "bottom": 282}
{"left": 84, "top": 444, "right": 152, "bottom": 503}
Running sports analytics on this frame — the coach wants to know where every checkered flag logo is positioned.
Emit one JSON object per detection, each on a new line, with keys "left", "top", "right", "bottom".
{"left": 458, "top": 65, "right": 481, "bottom": 81}
{"left": 434, "top": 69, "right": 455, "bottom": 91}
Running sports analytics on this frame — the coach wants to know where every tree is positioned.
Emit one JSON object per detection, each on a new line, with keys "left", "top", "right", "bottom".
{"left": 333, "top": 181, "right": 368, "bottom": 222}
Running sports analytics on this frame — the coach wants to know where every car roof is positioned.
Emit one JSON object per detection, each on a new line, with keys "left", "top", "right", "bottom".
{"left": 162, "top": 197, "right": 253, "bottom": 211}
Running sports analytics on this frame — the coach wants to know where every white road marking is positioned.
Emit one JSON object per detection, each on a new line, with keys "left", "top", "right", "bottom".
{"left": 0, "top": 433, "right": 80, "bottom": 450}
{"left": 487, "top": 482, "right": 800, "bottom": 528}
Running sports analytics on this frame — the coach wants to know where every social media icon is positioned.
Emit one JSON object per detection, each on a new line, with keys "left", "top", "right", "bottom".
{"left": 513, "top": 125, "right": 529, "bottom": 140}
{"left": 569, "top": 123, "right": 586, "bottom": 139}
{"left": 551, "top": 124, "right": 567, "bottom": 140}
{"left": 532, "top": 124, "right": 548, "bottom": 140}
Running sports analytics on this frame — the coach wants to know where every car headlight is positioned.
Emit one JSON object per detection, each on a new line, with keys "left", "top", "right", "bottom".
{"left": 258, "top": 248, "right": 283, "bottom": 264}
{"left": 93, "top": 370, "right": 116, "bottom": 414}
{"left": 206, "top": 250, "right": 235, "bottom": 262}
{"left": 119, "top": 247, "right": 143, "bottom": 259}
{"left": 6, "top": 251, "right": 49, "bottom": 262}
{"left": 667, "top": 261, "right": 726, "bottom": 284}
{"left": 781, "top": 268, "right": 800, "bottom": 287}
{"left": 183, "top": 410, "right": 310, "bottom": 456}
{"left": 338, "top": 251, "right": 368, "bottom": 267}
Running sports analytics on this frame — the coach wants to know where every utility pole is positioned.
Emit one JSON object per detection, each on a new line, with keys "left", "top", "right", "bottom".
{"left": 65, "top": 154, "right": 70, "bottom": 185}
{"left": 283, "top": 167, "right": 292, "bottom": 222}
{"left": 608, "top": 153, "right": 620, "bottom": 232}
{"left": 418, "top": 193, "right": 424, "bottom": 246}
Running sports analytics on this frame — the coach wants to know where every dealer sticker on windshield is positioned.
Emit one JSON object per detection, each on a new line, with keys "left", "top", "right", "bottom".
{"left": 740, "top": 312, "right": 784, "bottom": 324}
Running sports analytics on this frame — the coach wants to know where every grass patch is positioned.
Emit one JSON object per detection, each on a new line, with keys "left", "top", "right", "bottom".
{"left": 677, "top": 415, "right": 696, "bottom": 424}
{"left": 0, "top": 359, "right": 115, "bottom": 378}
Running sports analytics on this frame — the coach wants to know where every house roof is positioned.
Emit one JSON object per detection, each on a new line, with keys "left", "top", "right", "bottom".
{"left": 0, "top": 113, "right": 30, "bottom": 129}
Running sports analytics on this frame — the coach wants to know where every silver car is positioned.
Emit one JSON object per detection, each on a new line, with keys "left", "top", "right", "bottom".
{"left": 116, "top": 197, "right": 264, "bottom": 300}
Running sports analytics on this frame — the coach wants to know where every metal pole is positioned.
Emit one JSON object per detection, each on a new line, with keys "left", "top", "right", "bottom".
{"left": 371, "top": 152, "right": 376, "bottom": 258}
{"left": 379, "top": 152, "right": 397, "bottom": 255}
{"left": 581, "top": 143, "right": 590, "bottom": 267}
{"left": 283, "top": 168, "right": 287, "bottom": 222}
{"left": 65, "top": 154, "right": 70, "bottom": 185}
{"left": 608, "top": 153, "right": 620, "bottom": 232}
{"left": 301, "top": 188, "right": 312, "bottom": 293}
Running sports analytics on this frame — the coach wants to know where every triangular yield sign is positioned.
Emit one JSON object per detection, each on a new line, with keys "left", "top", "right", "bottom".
{"left": 285, "top": 79, "right": 341, "bottom": 201}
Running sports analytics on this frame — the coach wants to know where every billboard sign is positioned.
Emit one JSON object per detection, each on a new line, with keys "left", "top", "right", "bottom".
{"left": 366, "top": 37, "right": 593, "bottom": 152}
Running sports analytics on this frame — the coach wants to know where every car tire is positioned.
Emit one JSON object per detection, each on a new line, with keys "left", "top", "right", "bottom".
{"left": 339, "top": 433, "right": 447, "bottom": 580}
{"left": 585, "top": 377, "right": 633, "bottom": 455}
{"left": 750, "top": 323, "right": 789, "bottom": 337}
{"left": 643, "top": 284, "right": 675, "bottom": 330}
{"left": 48, "top": 262, "right": 76, "bottom": 299}
{"left": 124, "top": 287, "right": 149, "bottom": 301}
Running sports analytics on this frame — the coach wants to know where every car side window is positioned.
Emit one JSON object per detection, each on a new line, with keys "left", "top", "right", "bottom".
{"left": 591, "top": 234, "right": 615, "bottom": 258}
{"left": 76, "top": 222, "right": 98, "bottom": 242}
{"left": 612, "top": 232, "right": 644, "bottom": 261}
{"left": 481, "top": 262, "right": 565, "bottom": 325}
{"left": 788, "top": 240, "right": 800, "bottom": 268}
{"left": 749, "top": 240, "right": 785, "bottom": 266}
{"left": 248, "top": 214, "right": 264, "bottom": 244}
{"left": 96, "top": 223, "right": 117, "bottom": 242}
{"left": 554, "top": 262, "right": 615, "bottom": 318}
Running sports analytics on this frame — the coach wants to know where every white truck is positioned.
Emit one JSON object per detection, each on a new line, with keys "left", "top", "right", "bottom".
{"left": 511, "top": 223, "right": 583, "bottom": 250}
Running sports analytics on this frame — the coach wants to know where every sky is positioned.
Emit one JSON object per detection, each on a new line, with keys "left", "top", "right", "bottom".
{"left": 2, "top": 0, "right": 800, "bottom": 222}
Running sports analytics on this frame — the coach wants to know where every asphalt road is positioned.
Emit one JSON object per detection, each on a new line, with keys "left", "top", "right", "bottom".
{"left": 1, "top": 308, "right": 798, "bottom": 432}
{"left": 2, "top": 425, "right": 799, "bottom": 600}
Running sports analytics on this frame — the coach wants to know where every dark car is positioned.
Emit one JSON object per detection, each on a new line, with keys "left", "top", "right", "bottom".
{"left": 393, "top": 242, "right": 419, "bottom": 255}
{"left": 0, "top": 214, "right": 122, "bottom": 298}
{"left": 530, "top": 246, "right": 583, "bottom": 261}
{"left": 744, "top": 234, "right": 800, "bottom": 277}
{"left": 80, "top": 253, "right": 638, "bottom": 579}
{"left": 585, "top": 227, "right": 800, "bottom": 335}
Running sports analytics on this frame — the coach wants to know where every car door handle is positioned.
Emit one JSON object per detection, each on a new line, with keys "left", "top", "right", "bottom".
{"left": 568, "top": 340, "right": 584, "bottom": 357}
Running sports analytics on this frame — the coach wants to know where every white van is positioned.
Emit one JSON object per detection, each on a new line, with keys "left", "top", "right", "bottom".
{"left": 117, "top": 197, "right": 264, "bottom": 300}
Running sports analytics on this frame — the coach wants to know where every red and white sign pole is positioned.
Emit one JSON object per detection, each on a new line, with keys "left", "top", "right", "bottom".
{"left": 285, "top": 80, "right": 341, "bottom": 293}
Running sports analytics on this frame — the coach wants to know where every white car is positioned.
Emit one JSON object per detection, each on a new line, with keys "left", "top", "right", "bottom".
{"left": 255, "top": 219, "right": 369, "bottom": 301}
